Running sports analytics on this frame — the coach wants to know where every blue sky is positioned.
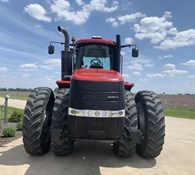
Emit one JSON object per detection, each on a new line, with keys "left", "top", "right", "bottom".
{"left": 0, "top": 0, "right": 195, "bottom": 94}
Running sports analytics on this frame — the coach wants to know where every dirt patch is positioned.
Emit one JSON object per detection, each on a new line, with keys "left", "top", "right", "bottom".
{"left": 159, "top": 94, "right": 195, "bottom": 110}
{"left": 0, "top": 121, "right": 22, "bottom": 146}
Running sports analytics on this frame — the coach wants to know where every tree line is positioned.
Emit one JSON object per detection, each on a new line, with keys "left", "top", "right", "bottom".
{"left": 0, "top": 88, "right": 33, "bottom": 92}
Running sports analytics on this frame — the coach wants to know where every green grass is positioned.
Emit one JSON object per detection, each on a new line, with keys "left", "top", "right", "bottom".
{"left": 9, "top": 96, "right": 28, "bottom": 100}
{"left": 0, "top": 106, "right": 24, "bottom": 120}
{"left": 164, "top": 108, "right": 195, "bottom": 119}
{"left": 0, "top": 95, "right": 28, "bottom": 100}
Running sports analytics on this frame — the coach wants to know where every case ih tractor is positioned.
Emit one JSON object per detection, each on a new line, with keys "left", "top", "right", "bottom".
{"left": 23, "top": 26, "right": 165, "bottom": 158}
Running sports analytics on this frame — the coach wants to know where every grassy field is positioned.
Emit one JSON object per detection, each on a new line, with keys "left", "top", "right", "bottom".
{"left": 0, "top": 91, "right": 29, "bottom": 101}
{"left": 159, "top": 94, "right": 195, "bottom": 110}
{"left": 3, "top": 96, "right": 28, "bottom": 100}
{"left": 159, "top": 94, "right": 195, "bottom": 119}
{"left": 0, "top": 106, "right": 24, "bottom": 120}
{"left": 164, "top": 108, "right": 195, "bottom": 119}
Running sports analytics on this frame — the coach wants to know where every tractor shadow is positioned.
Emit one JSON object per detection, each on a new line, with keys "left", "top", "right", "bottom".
{"left": 0, "top": 140, "right": 156, "bottom": 175}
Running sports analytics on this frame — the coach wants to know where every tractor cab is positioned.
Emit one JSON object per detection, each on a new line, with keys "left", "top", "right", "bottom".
{"left": 48, "top": 27, "right": 139, "bottom": 80}
{"left": 75, "top": 38, "right": 115, "bottom": 70}
{"left": 74, "top": 36, "right": 139, "bottom": 73}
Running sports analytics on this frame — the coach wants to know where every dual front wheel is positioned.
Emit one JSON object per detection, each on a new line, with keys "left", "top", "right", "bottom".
{"left": 23, "top": 88, "right": 165, "bottom": 158}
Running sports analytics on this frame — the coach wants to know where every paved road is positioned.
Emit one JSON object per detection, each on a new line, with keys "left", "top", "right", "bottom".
{"left": 0, "top": 97, "right": 26, "bottom": 109}
{"left": 0, "top": 116, "right": 195, "bottom": 175}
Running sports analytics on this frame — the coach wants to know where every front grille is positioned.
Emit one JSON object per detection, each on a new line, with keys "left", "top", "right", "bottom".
{"left": 69, "top": 80, "right": 125, "bottom": 111}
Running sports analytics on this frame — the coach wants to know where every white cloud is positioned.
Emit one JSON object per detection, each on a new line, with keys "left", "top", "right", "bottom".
{"left": 76, "top": 0, "right": 84, "bottom": 6}
{"left": 146, "top": 63, "right": 188, "bottom": 79}
{"left": 140, "top": 78, "right": 148, "bottom": 82}
{"left": 147, "top": 73, "right": 165, "bottom": 78}
{"left": 51, "top": 0, "right": 118, "bottom": 25}
{"left": 144, "top": 63, "right": 154, "bottom": 68}
{"left": 163, "top": 69, "right": 188, "bottom": 76}
{"left": 159, "top": 54, "right": 173, "bottom": 59}
{"left": 106, "top": 12, "right": 145, "bottom": 27}
{"left": 133, "top": 71, "right": 141, "bottom": 76}
{"left": 162, "top": 63, "right": 187, "bottom": 76}
{"left": 86, "top": 0, "right": 118, "bottom": 13}
{"left": 133, "top": 11, "right": 195, "bottom": 50}
{"left": 105, "top": 17, "right": 118, "bottom": 27}
{"left": 51, "top": 0, "right": 89, "bottom": 25}
{"left": 0, "top": 0, "right": 9, "bottom": 2}
{"left": 40, "top": 58, "right": 61, "bottom": 70}
{"left": 164, "top": 63, "right": 176, "bottom": 70}
{"left": 0, "top": 66, "right": 8, "bottom": 72}
{"left": 125, "top": 57, "right": 154, "bottom": 73}
{"left": 118, "top": 12, "right": 145, "bottom": 24}
{"left": 44, "top": 58, "right": 61, "bottom": 65}
{"left": 41, "top": 76, "right": 54, "bottom": 81}
{"left": 24, "top": 4, "right": 51, "bottom": 22}
{"left": 20, "top": 63, "right": 38, "bottom": 71}
{"left": 124, "top": 37, "right": 133, "bottom": 44}
{"left": 156, "top": 29, "right": 195, "bottom": 50}
{"left": 182, "top": 59, "right": 195, "bottom": 67}
{"left": 127, "top": 63, "right": 143, "bottom": 71}
{"left": 134, "top": 11, "right": 178, "bottom": 44}
{"left": 122, "top": 73, "right": 129, "bottom": 78}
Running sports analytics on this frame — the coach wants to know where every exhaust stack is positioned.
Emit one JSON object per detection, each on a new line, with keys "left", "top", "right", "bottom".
{"left": 58, "top": 26, "right": 69, "bottom": 51}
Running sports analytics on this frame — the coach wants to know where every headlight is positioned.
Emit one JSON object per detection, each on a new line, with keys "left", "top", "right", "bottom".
{"left": 68, "top": 108, "right": 125, "bottom": 118}
{"left": 94, "top": 111, "right": 100, "bottom": 116}
{"left": 101, "top": 111, "right": 107, "bottom": 117}
{"left": 87, "top": 110, "right": 93, "bottom": 116}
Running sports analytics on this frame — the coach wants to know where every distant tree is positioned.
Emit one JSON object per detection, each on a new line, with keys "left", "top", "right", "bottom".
{"left": 8, "top": 88, "right": 15, "bottom": 91}
{"left": 0, "top": 87, "right": 7, "bottom": 91}
{"left": 1, "top": 87, "right": 32, "bottom": 92}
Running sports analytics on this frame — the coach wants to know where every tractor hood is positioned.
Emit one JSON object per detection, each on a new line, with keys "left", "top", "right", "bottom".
{"left": 71, "top": 69, "right": 123, "bottom": 82}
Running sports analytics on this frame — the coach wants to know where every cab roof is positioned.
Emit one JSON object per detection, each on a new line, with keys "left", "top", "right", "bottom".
{"left": 76, "top": 38, "right": 116, "bottom": 46}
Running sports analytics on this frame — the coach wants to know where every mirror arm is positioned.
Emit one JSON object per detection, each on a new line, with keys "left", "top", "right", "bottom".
{"left": 49, "top": 41, "right": 75, "bottom": 47}
{"left": 50, "top": 41, "right": 65, "bottom": 45}
{"left": 121, "top": 44, "right": 137, "bottom": 48}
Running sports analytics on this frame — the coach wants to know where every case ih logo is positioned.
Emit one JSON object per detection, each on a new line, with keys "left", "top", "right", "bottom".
{"left": 107, "top": 96, "right": 119, "bottom": 99}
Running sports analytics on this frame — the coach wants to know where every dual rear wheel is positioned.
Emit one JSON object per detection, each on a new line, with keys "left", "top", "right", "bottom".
{"left": 23, "top": 87, "right": 73, "bottom": 156}
{"left": 23, "top": 87, "right": 54, "bottom": 155}
{"left": 113, "top": 90, "right": 165, "bottom": 158}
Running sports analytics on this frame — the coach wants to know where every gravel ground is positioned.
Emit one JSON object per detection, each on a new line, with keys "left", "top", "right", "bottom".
{"left": 0, "top": 121, "right": 22, "bottom": 146}
{"left": 0, "top": 117, "right": 195, "bottom": 175}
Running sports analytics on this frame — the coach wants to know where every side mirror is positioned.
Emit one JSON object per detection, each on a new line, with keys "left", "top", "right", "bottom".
{"left": 132, "top": 48, "right": 139, "bottom": 57}
{"left": 48, "top": 45, "right": 55, "bottom": 54}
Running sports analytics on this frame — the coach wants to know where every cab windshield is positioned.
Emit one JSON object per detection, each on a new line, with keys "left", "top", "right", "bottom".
{"left": 76, "top": 44, "right": 114, "bottom": 70}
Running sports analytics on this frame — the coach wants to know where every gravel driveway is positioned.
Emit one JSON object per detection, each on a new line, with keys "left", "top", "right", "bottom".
{"left": 0, "top": 97, "right": 26, "bottom": 109}
{"left": 0, "top": 116, "right": 195, "bottom": 175}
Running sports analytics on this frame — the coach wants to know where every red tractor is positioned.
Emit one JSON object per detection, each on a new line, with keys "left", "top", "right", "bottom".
{"left": 23, "top": 26, "right": 165, "bottom": 158}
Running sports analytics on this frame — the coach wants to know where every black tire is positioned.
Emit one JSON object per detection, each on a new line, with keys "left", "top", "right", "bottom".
{"left": 135, "top": 90, "right": 165, "bottom": 158}
{"left": 51, "top": 89, "right": 73, "bottom": 156}
{"left": 113, "top": 91, "right": 138, "bottom": 157}
{"left": 23, "top": 87, "right": 54, "bottom": 155}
